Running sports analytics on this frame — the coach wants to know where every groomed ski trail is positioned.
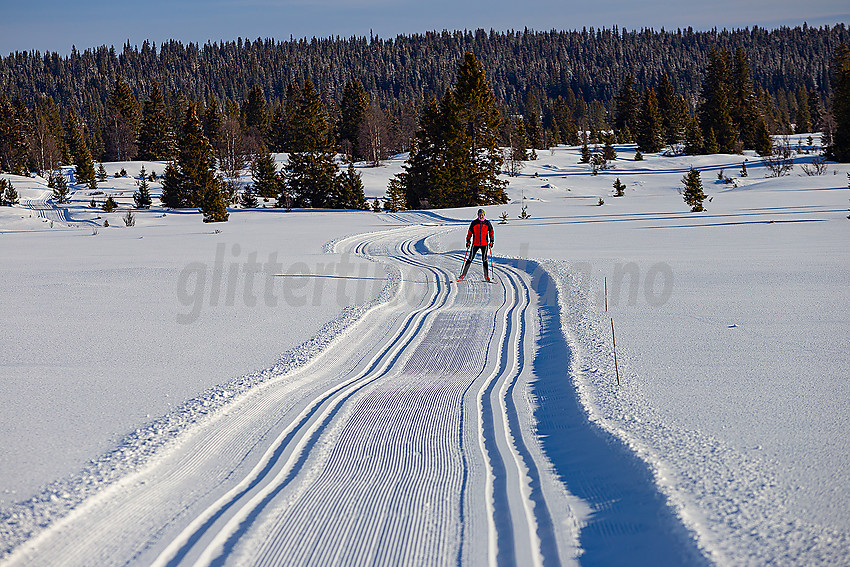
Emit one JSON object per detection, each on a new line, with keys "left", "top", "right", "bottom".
{"left": 20, "top": 189, "right": 99, "bottom": 227}
{"left": 1, "top": 220, "right": 699, "bottom": 566}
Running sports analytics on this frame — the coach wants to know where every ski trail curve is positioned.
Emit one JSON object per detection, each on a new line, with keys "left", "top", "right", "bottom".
{"left": 20, "top": 190, "right": 99, "bottom": 227}
{"left": 1, "top": 221, "right": 702, "bottom": 566}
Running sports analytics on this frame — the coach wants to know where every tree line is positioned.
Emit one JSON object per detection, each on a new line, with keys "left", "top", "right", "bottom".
{"left": 1, "top": 26, "right": 849, "bottom": 217}
{"left": 2, "top": 25, "right": 848, "bottom": 150}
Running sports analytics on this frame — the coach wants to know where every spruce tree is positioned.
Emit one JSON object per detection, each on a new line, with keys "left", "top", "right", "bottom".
{"left": 523, "top": 91, "right": 544, "bottom": 151}
{"left": 729, "top": 48, "right": 761, "bottom": 149}
{"left": 754, "top": 117, "right": 773, "bottom": 156}
{"left": 552, "top": 95, "right": 580, "bottom": 145}
{"left": 338, "top": 78, "right": 370, "bottom": 161}
{"left": 602, "top": 134, "right": 617, "bottom": 161}
{"left": 339, "top": 160, "right": 368, "bottom": 209}
{"left": 402, "top": 96, "right": 442, "bottom": 208}
{"left": 612, "top": 177, "right": 626, "bottom": 197}
{"left": 385, "top": 174, "right": 408, "bottom": 212}
{"left": 684, "top": 115, "right": 704, "bottom": 155}
{"left": 240, "top": 183, "right": 259, "bottom": 208}
{"left": 200, "top": 184, "right": 229, "bottom": 222}
{"left": 251, "top": 152, "right": 282, "bottom": 201}
{"left": 133, "top": 166, "right": 152, "bottom": 209}
{"left": 159, "top": 161, "right": 185, "bottom": 208}
{"left": 242, "top": 85, "right": 268, "bottom": 140}
{"left": 138, "top": 80, "right": 175, "bottom": 161}
{"left": 580, "top": 140, "right": 591, "bottom": 163}
{"left": 287, "top": 150, "right": 341, "bottom": 208}
{"left": 794, "top": 87, "right": 813, "bottom": 134}
{"left": 808, "top": 90, "right": 823, "bottom": 131}
{"left": 0, "top": 95, "right": 29, "bottom": 174}
{"left": 203, "top": 95, "right": 223, "bottom": 146}
{"left": 636, "top": 88, "right": 664, "bottom": 153}
{"left": 614, "top": 74, "right": 640, "bottom": 141}
{"left": 506, "top": 115, "right": 529, "bottom": 176}
{"left": 403, "top": 52, "right": 507, "bottom": 209}
{"left": 432, "top": 88, "right": 471, "bottom": 207}
{"left": 64, "top": 109, "right": 96, "bottom": 185}
{"left": 1, "top": 178, "right": 19, "bottom": 205}
{"left": 268, "top": 103, "right": 289, "bottom": 153}
{"left": 705, "top": 128, "right": 720, "bottom": 154}
{"left": 106, "top": 76, "right": 141, "bottom": 161}
{"left": 699, "top": 48, "right": 739, "bottom": 153}
{"left": 102, "top": 196, "right": 118, "bottom": 212}
{"left": 681, "top": 167, "right": 707, "bottom": 212}
{"left": 178, "top": 104, "right": 228, "bottom": 221}
{"left": 827, "top": 42, "right": 850, "bottom": 162}
{"left": 285, "top": 79, "right": 341, "bottom": 208}
{"left": 273, "top": 83, "right": 302, "bottom": 152}
{"left": 51, "top": 172, "right": 70, "bottom": 203}
{"left": 656, "top": 74, "right": 688, "bottom": 148}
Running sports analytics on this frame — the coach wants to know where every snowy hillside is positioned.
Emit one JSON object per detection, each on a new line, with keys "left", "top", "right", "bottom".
{"left": 1, "top": 137, "right": 848, "bottom": 565}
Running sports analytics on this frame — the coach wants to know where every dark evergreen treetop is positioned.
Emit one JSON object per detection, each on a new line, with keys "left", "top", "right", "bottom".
{"left": 106, "top": 76, "right": 141, "bottom": 161}
{"left": 614, "top": 74, "right": 640, "bottom": 138}
{"left": 338, "top": 78, "right": 370, "bottom": 160}
{"left": 138, "top": 80, "right": 174, "bottom": 160}
{"left": 699, "top": 48, "right": 739, "bottom": 153}
{"left": 400, "top": 52, "right": 506, "bottom": 209}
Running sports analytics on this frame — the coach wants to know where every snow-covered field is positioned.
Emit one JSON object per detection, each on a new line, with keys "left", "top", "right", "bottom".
{"left": 1, "top": 138, "right": 848, "bottom": 565}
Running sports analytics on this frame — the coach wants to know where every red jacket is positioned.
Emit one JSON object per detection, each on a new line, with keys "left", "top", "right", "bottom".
{"left": 467, "top": 218, "right": 494, "bottom": 247}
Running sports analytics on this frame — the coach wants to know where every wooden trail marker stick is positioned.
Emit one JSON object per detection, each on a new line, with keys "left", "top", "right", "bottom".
{"left": 604, "top": 276, "right": 608, "bottom": 312}
{"left": 611, "top": 317, "right": 620, "bottom": 386}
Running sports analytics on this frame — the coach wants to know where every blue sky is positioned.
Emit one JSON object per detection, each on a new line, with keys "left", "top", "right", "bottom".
{"left": 1, "top": 0, "right": 847, "bottom": 56}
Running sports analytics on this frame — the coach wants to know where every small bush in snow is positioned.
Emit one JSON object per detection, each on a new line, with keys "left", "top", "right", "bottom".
{"left": 762, "top": 138, "right": 795, "bottom": 177}
{"left": 612, "top": 178, "right": 626, "bottom": 197}
{"left": 801, "top": 156, "right": 828, "bottom": 176}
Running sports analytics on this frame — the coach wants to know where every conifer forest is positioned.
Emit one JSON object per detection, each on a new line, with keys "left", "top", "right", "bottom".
{"left": 1, "top": 24, "right": 849, "bottom": 210}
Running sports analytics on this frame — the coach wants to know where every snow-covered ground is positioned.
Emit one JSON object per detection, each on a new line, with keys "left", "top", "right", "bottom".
{"left": 0, "top": 138, "right": 847, "bottom": 565}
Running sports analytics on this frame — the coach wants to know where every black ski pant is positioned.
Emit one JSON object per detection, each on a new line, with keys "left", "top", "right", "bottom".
{"left": 461, "top": 245, "right": 489, "bottom": 279}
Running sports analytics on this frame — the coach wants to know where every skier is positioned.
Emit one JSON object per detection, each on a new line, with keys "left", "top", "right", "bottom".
{"left": 458, "top": 209, "right": 494, "bottom": 282}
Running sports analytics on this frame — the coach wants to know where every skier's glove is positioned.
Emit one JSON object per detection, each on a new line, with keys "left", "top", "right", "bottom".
{"left": 466, "top": 243, "right": 470, "bottom": 249}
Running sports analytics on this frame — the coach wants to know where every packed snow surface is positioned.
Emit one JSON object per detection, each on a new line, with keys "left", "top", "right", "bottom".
{"left": 1, "top": 138, "right": 848, "bottom": 565}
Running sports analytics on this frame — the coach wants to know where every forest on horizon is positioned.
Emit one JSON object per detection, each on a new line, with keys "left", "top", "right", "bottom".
{"left": 2, "top": 24, "right": 848, "bottom": 125}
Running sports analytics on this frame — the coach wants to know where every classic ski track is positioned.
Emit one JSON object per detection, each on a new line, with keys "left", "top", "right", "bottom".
{"left": 166, "top": 235, "right": 460, "bottom": 566}
{"left": 20, "top": 190, "right": 99, "bottom": 227}
{"left": 3, "top": 223, "right": 568, "bottom": 567}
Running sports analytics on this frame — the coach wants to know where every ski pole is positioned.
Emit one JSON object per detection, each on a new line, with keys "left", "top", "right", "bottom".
{"left": 488, "top": 244, "right": 495, "bottom": 280}
{"left": 460, "top": 244, "right": 473, "bottom": 274}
